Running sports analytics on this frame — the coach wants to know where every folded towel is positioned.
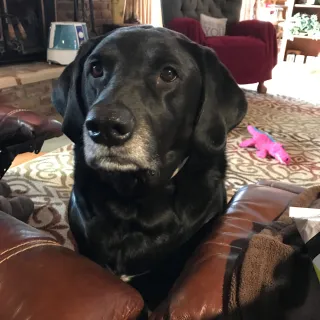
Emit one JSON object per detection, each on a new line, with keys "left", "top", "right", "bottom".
{"left": 226, "top": 186, "right": 320, "bottom": 319}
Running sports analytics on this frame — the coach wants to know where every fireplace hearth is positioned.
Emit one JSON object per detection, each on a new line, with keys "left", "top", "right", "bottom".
{"left": 0, "top": 0, "right": 56, "bottom": 65}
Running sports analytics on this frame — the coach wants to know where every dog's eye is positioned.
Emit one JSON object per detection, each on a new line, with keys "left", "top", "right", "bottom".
{"left": 160, "top": 67, "right": 178, "bottom": 82}
{"left": 90, "top": 62, "right": 104, "bottom": 78}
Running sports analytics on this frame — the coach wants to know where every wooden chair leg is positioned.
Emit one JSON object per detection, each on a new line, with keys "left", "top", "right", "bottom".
{"left": 257, "top": 82, "right": 267, "bottom": 94}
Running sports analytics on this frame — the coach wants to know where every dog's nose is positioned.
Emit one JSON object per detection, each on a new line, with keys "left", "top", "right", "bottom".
{"left": 85, "top": 105, "right": 135, "bottom": 146}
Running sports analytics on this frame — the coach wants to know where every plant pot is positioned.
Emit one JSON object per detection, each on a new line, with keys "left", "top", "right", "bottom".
{"left": 112, "top": 0, "right": 127, "bottom": 24}
{"left": 306, "top": 0, "right": 315, "bottom": 4}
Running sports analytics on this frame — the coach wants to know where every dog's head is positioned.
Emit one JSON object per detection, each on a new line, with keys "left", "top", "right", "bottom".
{"left": 52, "top": 26, "right": 247, "bottom": 181}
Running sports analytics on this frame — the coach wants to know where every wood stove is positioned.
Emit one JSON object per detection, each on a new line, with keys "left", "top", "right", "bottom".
{"left": 0, "top": 0, "right": 56, "bottom": 65}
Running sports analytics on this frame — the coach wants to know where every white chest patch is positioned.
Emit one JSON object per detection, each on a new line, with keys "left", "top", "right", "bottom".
{"left": 120, "top": 270, "right": 150, "bottom": 282}
{"left": 120, "top": 274, "right": 135, "bottom": 282}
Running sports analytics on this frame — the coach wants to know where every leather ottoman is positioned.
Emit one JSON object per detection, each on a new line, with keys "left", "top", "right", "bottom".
{"left": 0, "top": 105, "right": 62, "bottom": 178}
{"left": 0, "top": 181, "right": 318, "bottom": 320}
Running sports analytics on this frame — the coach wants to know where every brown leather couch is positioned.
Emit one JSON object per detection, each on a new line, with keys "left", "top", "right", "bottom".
{"left": 0, "top": 105, "right": 62, "bottom": 178}
{"left": 0, "top": 180, "right": 318, "bottom": 320}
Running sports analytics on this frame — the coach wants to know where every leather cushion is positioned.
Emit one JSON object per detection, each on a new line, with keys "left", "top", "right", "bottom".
{"left": 151, "top": 182, "right": 304, "bottom": 319}
{"left": 0, "top": 212, "right": 146, "bottom": 320}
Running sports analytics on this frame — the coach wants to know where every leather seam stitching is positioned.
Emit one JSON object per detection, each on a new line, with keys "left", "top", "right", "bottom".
{"left": 0, "top": 109, "right": 32, "bottom": 130}
{"left": 0, "top": 242, "right": 61, "bottom": 265}
{"left": 6, "top": 109, "right": 30, "bottom": 117}
{"left": 0, "top": 239, "right": 59, "bottom": 256}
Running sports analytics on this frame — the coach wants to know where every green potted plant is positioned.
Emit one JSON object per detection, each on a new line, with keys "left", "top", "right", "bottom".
{"left": 289, "top": 13, "right": 320, "bottom": 37}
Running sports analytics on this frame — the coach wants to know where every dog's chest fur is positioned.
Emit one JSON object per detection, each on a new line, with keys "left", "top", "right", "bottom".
{"left": 71, "top": 145, "right": 227, "bottom": 278}
{"left": 72, "top": 160, "right": 183, "bottom": 276}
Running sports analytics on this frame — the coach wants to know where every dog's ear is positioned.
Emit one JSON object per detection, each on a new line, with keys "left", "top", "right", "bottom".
{"left": 51, "top": 36, "right": 104, "bottom": 143}
{"left": 199, "top": 46, "right": 248, "bottom": 133}
{"left": 184, "top": 41, "right": 248, "bottom": 156}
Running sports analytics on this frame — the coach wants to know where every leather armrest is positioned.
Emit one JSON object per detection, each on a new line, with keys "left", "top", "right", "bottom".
{"left": 227, "top": 20, "right": 274, "bottom": 43}
{"left": 0, "top": 105, "right": 62, "bottom": 148}
{"left": 226, "top": 20, "right": 278, "bottom": 70}
{"left": 151, "top": 181, "right": 304, "bottom": 320}
{"left": 0, "top": 212, "right": 145, "bottom": 320}
{"left": 167, "top": 18, "right": 206, "bottom": 45}
{"left": 256, "top": 179, "right": 305, "bottom": 194}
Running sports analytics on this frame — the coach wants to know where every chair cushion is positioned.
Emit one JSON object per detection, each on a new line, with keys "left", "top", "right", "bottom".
{"left": 0, "top": 212, "right": 146, "bottom": 320}
{"left": 167, "top": 17, "right": 207, "bottom": 45}
{"left": 206, "top": 35, "right": 265, "bottom": 56}
{"left": 161, "top": 0, "right": 242, "bottom": 26}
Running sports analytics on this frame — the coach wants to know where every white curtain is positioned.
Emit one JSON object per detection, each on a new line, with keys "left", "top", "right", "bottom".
{"left": 151, "top": 0, "right": 163, "bottom": 27}
{"left": 137, "top": 0, "right": 152, "bottom": 24}
{"left": 124, "top": 0, "right": 135, "bottom": 21}
{"left": 240, "top": 0, "right": 258, "bottom": 21}
{"left": 125, "top": 0, "right": 163, "bottom": 26}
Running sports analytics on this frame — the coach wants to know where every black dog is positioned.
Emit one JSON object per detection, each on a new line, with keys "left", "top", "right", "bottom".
{"left": 52, "top": 25, "right": 247, "bottom": 307}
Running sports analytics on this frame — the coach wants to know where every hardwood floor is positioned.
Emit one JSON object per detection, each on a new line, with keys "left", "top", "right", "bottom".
{"left": 241, "top": 61, "right": 320, "bottom": 105}
{"left": 11, "top": 152, "right": 45, "bottom": 168}
{"left": 9, "top": 135, "right": 70, "bottom": 168}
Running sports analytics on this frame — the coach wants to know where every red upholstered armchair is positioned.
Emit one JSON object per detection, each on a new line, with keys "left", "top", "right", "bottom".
{"left": 161, "top": 0, "right": 278, "bottom": 93}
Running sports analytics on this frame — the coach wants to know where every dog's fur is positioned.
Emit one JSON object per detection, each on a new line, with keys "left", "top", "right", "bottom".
{"left": 52, "top": 25, "right": 247, "bottom": 307}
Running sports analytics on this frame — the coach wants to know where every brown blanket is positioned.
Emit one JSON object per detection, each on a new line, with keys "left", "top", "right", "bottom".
{"left": 227, "top": 186, "right": 320, "bottom": 320}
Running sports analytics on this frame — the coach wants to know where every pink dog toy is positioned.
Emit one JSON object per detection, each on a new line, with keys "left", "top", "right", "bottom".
{"left": 239, "top": 125, "right": 290, "bottom": 165}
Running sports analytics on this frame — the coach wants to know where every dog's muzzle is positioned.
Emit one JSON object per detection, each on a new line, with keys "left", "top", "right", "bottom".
{"left": 85, "top": 102, "right": 136, "bottom": 147}
{"left": 83, "top": 104, "right": 157, "bottom": 173}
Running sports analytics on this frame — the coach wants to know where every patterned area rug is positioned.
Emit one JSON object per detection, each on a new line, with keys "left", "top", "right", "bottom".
{"left": 4, "top": 91, "right": 320, "bottom": 249}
